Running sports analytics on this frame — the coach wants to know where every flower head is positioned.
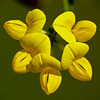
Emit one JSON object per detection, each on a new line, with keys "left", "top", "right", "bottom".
{"left": 4, "top": 8, "right": 95, "bottom": 95}
{"left": 53, "top": 11, "right": 97, "bottom": 43}
{"left": 61, "top": 42, "right": 92, "bottom": 81}
{"left": 4, "top": 9, "right": 46, "bottom": 40}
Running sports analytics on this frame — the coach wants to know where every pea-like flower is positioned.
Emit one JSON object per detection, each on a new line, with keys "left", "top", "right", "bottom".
{"left": 12, "top": 50, "right": 32, "bottom": 73}
{"left": 61, "top": 42, "right": 92, "bottom": 81}
{"left": 28, "top": 53, "right": 62, "bottom": 95}
{"left": 53, "top": 11, "right": 97, "bottom": 43}
{"left": 4, "top": 9, "right": 46, "bottom": 40}
{"left": 12, "top": 33, "right": 51, "bottom": 73}
{"left": 40, "top": 67, "right": 62, "bottom": 95}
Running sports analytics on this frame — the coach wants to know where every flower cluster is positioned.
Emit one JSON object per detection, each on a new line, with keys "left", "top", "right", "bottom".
{"left": 4, "top": 9, "right": 97, "bottom": 95}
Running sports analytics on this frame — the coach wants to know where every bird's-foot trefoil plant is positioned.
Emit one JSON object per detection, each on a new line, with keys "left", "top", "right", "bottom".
{"left": 4, "top": 1, "right": 97, "bottom": 95}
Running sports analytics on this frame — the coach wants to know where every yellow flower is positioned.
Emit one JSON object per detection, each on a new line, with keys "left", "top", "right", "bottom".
{"left": 12, "top": 33, "right": 51, "bottom": 73}
{"left": 61, "top": 42, "right": 92, "bottom": 81}
{"left": 12, "top": 50, "right": 32, "bottom": 73}
{"left": 40, "top": 67, "right": 62, "bottom": 95}
{"left": 4, "top": 9, "right": 46, "bottom": 40}
{"left": 53, "top": 11, "right": 97, "bottom": 43}
{"left": 28, "top": 53, "right": 62, "bottom": 95}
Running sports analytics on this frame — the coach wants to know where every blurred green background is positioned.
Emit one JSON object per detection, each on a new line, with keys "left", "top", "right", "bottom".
{"left": 0, "top": 0, "right": 100, "bottom": 100}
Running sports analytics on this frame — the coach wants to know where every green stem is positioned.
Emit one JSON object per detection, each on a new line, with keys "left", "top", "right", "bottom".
{"left": 63, "top": 0, "right": 74, "bottom": 11}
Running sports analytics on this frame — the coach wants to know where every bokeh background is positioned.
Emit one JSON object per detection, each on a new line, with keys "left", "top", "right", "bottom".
{"left": 0, "top": 0, "right": 100, "bottom": 100}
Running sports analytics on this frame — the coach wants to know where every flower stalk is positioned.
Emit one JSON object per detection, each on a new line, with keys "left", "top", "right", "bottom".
{"left": 63, "top": 0, "right": 74, "bottom": 11}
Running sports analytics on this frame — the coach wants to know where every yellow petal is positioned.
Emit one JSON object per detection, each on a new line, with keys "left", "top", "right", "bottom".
{"left": 53, "top": 11, "right": 75, "bottom": 29}
{"left": 26, "top": 9, "right": 46, "bottom": 33}
{"left": 68, "top": 42, "right": 89, "bottom": 59}
{"left": 53, "top": 11, "right": 76, "bottom": 43}
{"left": 40, "top": 67, "right": 62, "bottom": 95}
{"left": 72, "top": 20, "right": 97, "bottom": 42}
{"left": 68, "top": 57, "right": 92, "bottom": 81}
{"left": 4, "top": 20, "right": 27, "bottom": 40}
{"left": 61, "top": 44, "right": 74, "bottom": 70}
{"left": 40, "top": 53, "right": 61, "bottom": 70}
{"left": 12, "top": 50, "right": 32, "bottom": 73}
{"left": 20, "top": 33, "right": 51, "bottom": 57}
{"left": 28, "top": 53, "right": 61, "bottom": 73}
